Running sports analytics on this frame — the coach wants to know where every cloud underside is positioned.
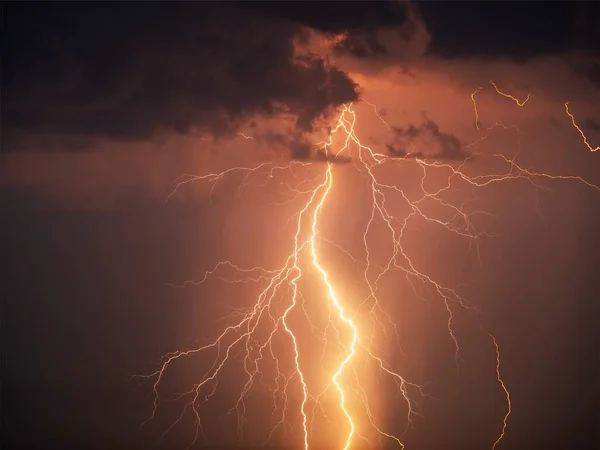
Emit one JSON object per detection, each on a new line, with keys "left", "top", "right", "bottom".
{"left": 385, "top": 114, "right": 468, "bottom": 160}
{"left": 2, "top": 4, "right": 360, "bottom": 153}
{"left": 3, "top": 2, "right": 599, "bottom": 162}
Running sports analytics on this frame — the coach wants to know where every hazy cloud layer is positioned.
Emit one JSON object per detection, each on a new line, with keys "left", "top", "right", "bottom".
{"left": 2, "top": 2, "right": 599, "bottom": 209}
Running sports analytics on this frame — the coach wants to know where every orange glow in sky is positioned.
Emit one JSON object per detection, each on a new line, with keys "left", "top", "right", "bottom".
{"left": 136, "top": 85, "right": 598, "bottom": 449}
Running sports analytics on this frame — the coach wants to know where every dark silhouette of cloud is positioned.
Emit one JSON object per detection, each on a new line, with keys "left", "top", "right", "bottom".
{"left": 565, "top": 52, "right": 600, "bottom": 89}
{"left": 243, "top": 1, "right": 410, "bottom": 35}
{"left": 583, "top": 118, "right": 600, "bottom": 133}
{"left": 3, "top": 1, "right": 597, "bottom": 158}
{"left": 418, "top": 2, "right": 598, "bottom": 62}
{"left": 2, "top": 3, "right": 359, "bottom": 154}
{"left": 334, "top": 31, "right": 389, "bottom": 59}
{"left": 422, "top": 116, "right": 465, "bottom": 159}
{"left": 314, "top": 148, "right": 352, "bottom": 164}
{"left": 386, "top": 114, "right": 469, "bottom": 160}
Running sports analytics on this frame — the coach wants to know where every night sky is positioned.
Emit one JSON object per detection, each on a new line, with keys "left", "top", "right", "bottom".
{"left": 2, "top": 2, "right": 599, "bottom": 450}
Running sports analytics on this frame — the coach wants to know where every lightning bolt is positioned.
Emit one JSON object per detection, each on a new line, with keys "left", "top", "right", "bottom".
{"left": 363, "top": 99, "right": 391, "bottom": 130}
{"left": 489, "top": 80, "right": 531, "bottom": 107}
{"left": 308, "top": 157, "right": 358, "bottom": 450}
{"left": 565, "top": 102, "right": 600, "bottom": 152}
{"left": 471, "top": 86, "right": 483, "bottom": 130}
{"left": 237, "top": 132, "right": 256, "bottom": 140}
{"left": 136, "top": 89, "right": 599, "bottom": 450}
{"left": 488, "top": 332, "right": 511, "bottom": 450}
{"left": 471, "top": 81, "right": 530, "bottom": 133}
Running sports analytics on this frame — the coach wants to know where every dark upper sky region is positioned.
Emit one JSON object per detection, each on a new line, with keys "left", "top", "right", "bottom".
{"left": 2, "top": 2, "right": 599, "bottom": 450}
{"left": 2, "top": 1, "right": 598, "bottom": 148}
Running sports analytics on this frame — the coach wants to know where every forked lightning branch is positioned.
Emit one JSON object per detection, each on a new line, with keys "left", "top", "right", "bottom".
{"left": 136, "top": 83, "right": 599, "bottom": 450}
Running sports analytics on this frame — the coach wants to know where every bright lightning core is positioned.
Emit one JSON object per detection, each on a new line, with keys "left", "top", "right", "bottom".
{"left": 137, "top": 89, "right": 599, "bottom": 450}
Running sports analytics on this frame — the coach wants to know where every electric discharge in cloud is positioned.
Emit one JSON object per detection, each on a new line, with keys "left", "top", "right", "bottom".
{"left": 137, "top": 84, "right": 599, "bottom": 450}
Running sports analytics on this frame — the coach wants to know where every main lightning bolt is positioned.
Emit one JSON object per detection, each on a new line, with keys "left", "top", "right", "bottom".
{"left": 136, "top": 86, "right": 599, "bottom": 450}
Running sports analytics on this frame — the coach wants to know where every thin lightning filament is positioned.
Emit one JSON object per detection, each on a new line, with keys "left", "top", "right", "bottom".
{"left": 565, "top": 102, "right": 600, "bottom": 152}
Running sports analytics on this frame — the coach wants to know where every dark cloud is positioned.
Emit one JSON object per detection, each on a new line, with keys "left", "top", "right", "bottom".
{"left": 1, "top": 133, "right": 99, "bottom": 153}
{"left": 238, "top": 128, "right": 353, "bottom": 162}
{"left": 386, "top": 114, "right": 468, "bottom": 160}
{"left": 244, "top": 1, "right": 410, "bottom": 35}
{"left": 422, "top": 116, "right": 465, "bottom": 159}
{"left": 583, "top": 118, "right": 600, "bottom": 133}
{"left": 329, "top": 3, "right": 429, "bottom": 63}
{"left": 1, "top": 3, "right": 359, "bottom": 154}
{"left": 386, "top": 144, "right": 424, "bottom": 160}
{"left": 565, "top": 52, "right": 600, "bottom": 89}
{"left": 398, "top": 67, "right": 417, "bottom": 78}
{"left": 418, "top": 2, "right": 598, "bottom": 61}
{"left": 290, "top": 141, "right": 312, "bottom": 161}
{"left": 268, "top": 0, "right": 423, "bottom": 63}
{"left": 334, "top": 31, "right": 388, "bottom": 59}
{"left": 3, "top": 1, "right": 597, "bottom": 158}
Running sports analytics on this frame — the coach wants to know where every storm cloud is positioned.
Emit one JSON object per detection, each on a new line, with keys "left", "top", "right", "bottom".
{"left": 386, "top": 114, "right": 468, "bottom": 160}
{"left": 2, "top": 3, "right": 360, "bottom": 152}
{"left": 2, "top": 1, "right": 599, "bottom": 209}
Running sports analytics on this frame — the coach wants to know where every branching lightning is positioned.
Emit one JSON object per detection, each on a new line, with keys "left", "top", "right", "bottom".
{"left": 137, "top": 81, "right": 599, "bottom": 450}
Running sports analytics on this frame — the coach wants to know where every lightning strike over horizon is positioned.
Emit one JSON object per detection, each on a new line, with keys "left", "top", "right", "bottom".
{"left": 137, "top": 87, "right": 599, "bottom": 450}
